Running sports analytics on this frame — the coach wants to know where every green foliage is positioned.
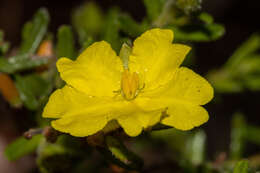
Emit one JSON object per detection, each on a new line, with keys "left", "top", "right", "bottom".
{"left": 15, "top": 74, "right": 50, "bottom": 110}
{"left": 0, "top": 54, "right": 49, "bottom": 73}
{"left": 71, "top": 2, "right": 103, "bottom": 45}
{"left": 233, "top": 160, "right": 249, "bottom": 173}
{"left": 208, "top": 34, "right": 260, "bottom": 93}
{"left": 103, "top": 136, "right": 143, "bottom": 170}
{"left": 5, "top": 135, "right": 43, "bottom": 161}
{"left": 230, "top": 113, "right": 247, "bottom": 159}
{"left": 176, "top": 0, "right": 202, "bottom": 14}
{"left": 184, "top": 130, "right": 206, "bottom": 166}
{"left": 37, "top": 135, "right": 86, "bottom": 173}
{"left": 2, "top": 2, "right": 260, "bottom": 173}
{"left": 118, "top": 14, "right": 148, "bottom": 37}
{"left": 57, "top": 25, "right": 76, "bottom": 59}
{"left": 102, "top": 8, "right": 121, "bottom": 52}
{"left": 143, "top": 0, "right": 167, "bottom": 21}
{"left": 20, "top": 8, "right": 49, "bottom": 54}
{"left": 168, "top": 22, "right": 225, "bottom": 42}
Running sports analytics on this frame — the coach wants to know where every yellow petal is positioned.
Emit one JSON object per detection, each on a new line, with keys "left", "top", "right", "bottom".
{"left": 132, "top": 97, "right": 165, "bottom": 128}
{"left": 51, "top": 113, "right": 108, "bottom": 137}
{"left": 161, "top": 67, "right": 214, "bottom": 105}
{"left": 117, "top": 113, "right": 143, "bottom": 137}
{"left": 161, "top": 103, "right": 209, "bottom": 130}
{"left": 136, "top": 111, "right": 162, "bottom": 129}
{"left": 57, "top": 41, "right": 123, "bottom": 97}
{"left": 129, "top": 28, "right": 191, "bottom": 91}
{"left": 43, "top": 85, "right": 116, "bottom": 119}
{"left": 43, "top": 86, "right": 110, "bottom": 136}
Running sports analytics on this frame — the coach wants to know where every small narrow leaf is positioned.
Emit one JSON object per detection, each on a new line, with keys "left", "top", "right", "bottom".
{"left": 5, "top": 135, "right": 42, "bottom": 161}
{"left": 20, "top": 8, "right": 49, "bottom": 54}
{"left": 71, "top": 2, "right": 103, "bottom": 45}
{"left": 225, "top": 34, "right": 260, "bottom": 70}
{"left": 15, "top": 74, "right": 50, "bottom": 110}
{"left": 0, "top": 54, "right": 49, "bottom": 74}
{"left": 185, "top": 130, "right": 206, "bottom": 165}
{"left": 119, "top": 14, "right": 148, "bottom": 37}
{"left": 102, "top": 8, "right": 121, "bottom": 52}
{"left": 230, "top": 113, "right": 247, "bottom": 159}
{"left": 168, "top": 23, "right": 225, "bottom": 42}
{"left": 57, "top": 25, "right": 76, "bottom": 59}
{"left": 143, "top": 0, "right": 167, "bottom": 21}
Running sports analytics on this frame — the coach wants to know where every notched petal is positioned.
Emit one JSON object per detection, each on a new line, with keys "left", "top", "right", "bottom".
{"left": 162, "top": 103, "right": 209, "bottom": 130}
{"left": 56, "top": 41, "right": 123, "bottom": 97}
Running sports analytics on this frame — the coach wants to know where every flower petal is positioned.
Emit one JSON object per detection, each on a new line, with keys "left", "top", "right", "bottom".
{"left": 43, "top": 85, "right": 130, "bottom": 136}
{"left": 51, "top": 113, "right": 108, "bottom": 137}
{"left": 117, "top": 114, "right": 143, "bottom": 137}
{"left": 129, "top": 28, "right": 191, "bottom": 91}
{"left": 57, "top": 41, "right": 123, "bottom": 97}
{"left": 140, "top": 67, "right": 213, "bottom": 130}
{"left": 161, "top": 103, "right": 209, "bottom": 130}
{"left": 43, "top": 85, "right": 117, "bottom": 119}
{"left": 161, "top": 67, "right": 214, "bottom": 105}
{"left": 136, "top": 111, "right": 162, "bottom": 129}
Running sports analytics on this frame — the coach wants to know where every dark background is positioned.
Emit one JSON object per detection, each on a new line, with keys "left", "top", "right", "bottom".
{"left": 0, "top": 0, "right": 259, "bottom": 166}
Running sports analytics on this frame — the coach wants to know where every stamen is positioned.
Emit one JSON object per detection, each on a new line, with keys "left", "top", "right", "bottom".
{"left": 121, "top": 69, "right": 140, "bottom": 100}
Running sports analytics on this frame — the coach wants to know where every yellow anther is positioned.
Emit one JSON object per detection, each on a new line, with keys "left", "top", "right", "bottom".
{"left": 121, "top": 69, "right": 139, "bottom": 100}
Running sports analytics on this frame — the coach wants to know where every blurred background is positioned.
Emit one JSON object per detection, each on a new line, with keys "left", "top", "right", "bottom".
{"left": 0, "top": 0, "right": 259, "bottom": 172}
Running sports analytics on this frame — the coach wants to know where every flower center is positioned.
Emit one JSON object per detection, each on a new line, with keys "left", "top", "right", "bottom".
{"left": 121, "top": 69, "right": 139, "bottom": 100}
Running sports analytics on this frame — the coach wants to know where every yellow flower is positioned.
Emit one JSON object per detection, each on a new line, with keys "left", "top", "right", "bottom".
{"left": 42, "top": 28, "right": 214, "bottom": 137}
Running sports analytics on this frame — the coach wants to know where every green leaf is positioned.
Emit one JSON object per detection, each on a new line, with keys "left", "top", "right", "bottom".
{"left": 37, "top": 135, "right": 86, "bottom": 173}
{"left": 71, "top": 2, "right": 103, "bottom": 45}
{"left": 198, "top": 12, "right": 214, "bottom": 24}
{"left": 57, "top": 25, "right": 76, "bottom": 59}
{"left": 101, "top": 136, "right": 143, "bottom": 170}
{"left": 225, "top": 34, "right": 260, "bottom": 70}
{"left": 15, "top": 74, "right": 50, "bottom": 110}
{"left": 119, "top": 14, "right": 148, "bottom": 37}
{"left": 20, "top": 8, "right": 49, "bottom": 54}
{"left": 233, "top": 160, "right": 249, "bottom": 173}
{"left": 143, "top": 0, "right": 167, "bottom": 21}
{"left": 5, "top": 135, "right": 42, "bottom": 161}
{"left": 0, "top": 54, "right": 49, "bottom": 74}
{"left": 102, "top": 8, "right": 121, "bottom": 52}
{"left": 207, "top": 69, "right": 243, "bottom": 93}
{"left": 207, "top": 35, "right": 260, "bottom": 93}
{"left": 176, "top": 0, "right": 202, "bottom": 14}
{"left": 168, "top": 23, "right": 225, "bottom": 42}
{"left": 80, "top": 36, "right": 94, "bottom": 51}
{"left": 230, "top": 113, "right": 247, "bottom": 159}
{"left": 184, "top": 130, "right": 206, "bottom": 165}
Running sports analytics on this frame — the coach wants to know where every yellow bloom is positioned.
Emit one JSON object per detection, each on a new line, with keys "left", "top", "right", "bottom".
{"left": 42, "top": 28, "right": 214, "bottom": 137}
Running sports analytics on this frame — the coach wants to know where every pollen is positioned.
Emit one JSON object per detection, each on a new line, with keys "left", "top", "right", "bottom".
{"left": 121, "top": 69, "right": 139, "bottom": 100}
